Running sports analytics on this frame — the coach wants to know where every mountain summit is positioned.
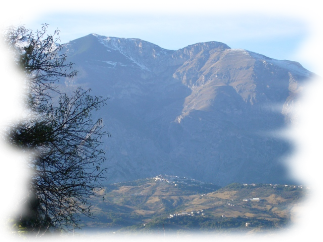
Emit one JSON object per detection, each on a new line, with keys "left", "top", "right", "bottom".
{"left": 62, "top": 34, "right": 313, "bottom": 186}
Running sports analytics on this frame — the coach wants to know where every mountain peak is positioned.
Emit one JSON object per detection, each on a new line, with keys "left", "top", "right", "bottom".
{"left": 91, "top": 34, "right": 170, "bottom": 52}
{"left": 62, "top": 35, "right": 313, "bottom": 186}
{"left": 183, "top": 41, "right": 231, "bottom": 51}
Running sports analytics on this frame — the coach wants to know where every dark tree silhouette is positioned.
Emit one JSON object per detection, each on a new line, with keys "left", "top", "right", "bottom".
{"left": 5, "top": 24, "right": 108, "bottom": 233}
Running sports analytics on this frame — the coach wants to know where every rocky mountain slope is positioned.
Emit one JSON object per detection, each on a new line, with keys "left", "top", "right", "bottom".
{"left": 61, "top": 34, "right": 313, "bottom": 186}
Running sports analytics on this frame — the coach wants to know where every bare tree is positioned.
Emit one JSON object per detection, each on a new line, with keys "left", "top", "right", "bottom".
{"left": 0, "top": 0, "right": 106, "bottom": 236}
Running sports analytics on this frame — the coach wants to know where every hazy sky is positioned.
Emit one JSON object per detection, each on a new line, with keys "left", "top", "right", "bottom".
{"left": 2, "top": 0, "right": 320, "bottom": 75}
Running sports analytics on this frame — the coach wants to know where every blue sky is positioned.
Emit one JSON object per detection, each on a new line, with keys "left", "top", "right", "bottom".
{"left": 0, "top": 1, "right": 321, "bottom": 78}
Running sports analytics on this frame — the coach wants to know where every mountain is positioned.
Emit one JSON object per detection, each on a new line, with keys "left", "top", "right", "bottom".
{"left": 61, "top": 34, "right": 313, "bottom": 186}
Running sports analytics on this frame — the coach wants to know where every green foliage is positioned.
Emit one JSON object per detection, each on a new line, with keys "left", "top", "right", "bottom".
{"left": 225, "top": 183, "right": 245, "bottom": 189}
{"left": 0, "top": 215, "right": 27, "bottom": 240}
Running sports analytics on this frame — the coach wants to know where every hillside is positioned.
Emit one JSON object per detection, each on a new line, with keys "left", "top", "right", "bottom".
{"left": 61, "top": 34, "right": 314, "bottom": 186}
{"left": 79, "top": 176, "right": 307, "bottom": 234}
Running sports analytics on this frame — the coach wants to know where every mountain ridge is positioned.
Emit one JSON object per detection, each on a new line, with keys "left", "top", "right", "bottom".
{"left": 61, "top": 34, "right": 313, "bottom": 186}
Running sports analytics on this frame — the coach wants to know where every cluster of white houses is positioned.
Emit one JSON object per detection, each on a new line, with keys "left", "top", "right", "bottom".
{"left": 243, "top": 183, "right": 307, "bottom": 189}
{"left": 168, "top": 210, "right": 205, "bottom": 218}
{"left": 153, "top": 174, "right": 206, "bottom": 187}
{"left": 154, "top": 176, "right": 169, "bottom": 182}
{"left": 242, "top": 198, "right": 260, "bottom": 202}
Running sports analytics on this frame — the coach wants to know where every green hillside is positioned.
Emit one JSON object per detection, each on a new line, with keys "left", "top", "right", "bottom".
{"left": 79, "top": 175, "right": 307, "bottom": 234}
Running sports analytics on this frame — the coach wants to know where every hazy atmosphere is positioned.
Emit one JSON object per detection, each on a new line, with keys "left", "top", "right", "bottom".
{"left": 16, "top": 0, "right": 323, "bottom": 76}
{"left": 1, "top": 1, "right": 323, "bottom": 241}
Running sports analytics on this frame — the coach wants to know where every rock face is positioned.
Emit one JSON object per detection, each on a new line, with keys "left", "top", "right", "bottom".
{"left": 62, "top": 34, "right": 313, "bottom": 186}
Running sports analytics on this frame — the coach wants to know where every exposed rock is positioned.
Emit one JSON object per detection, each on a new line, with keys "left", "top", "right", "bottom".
{"left": 61, "top": 34, "right": 314, "bottom": 186}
